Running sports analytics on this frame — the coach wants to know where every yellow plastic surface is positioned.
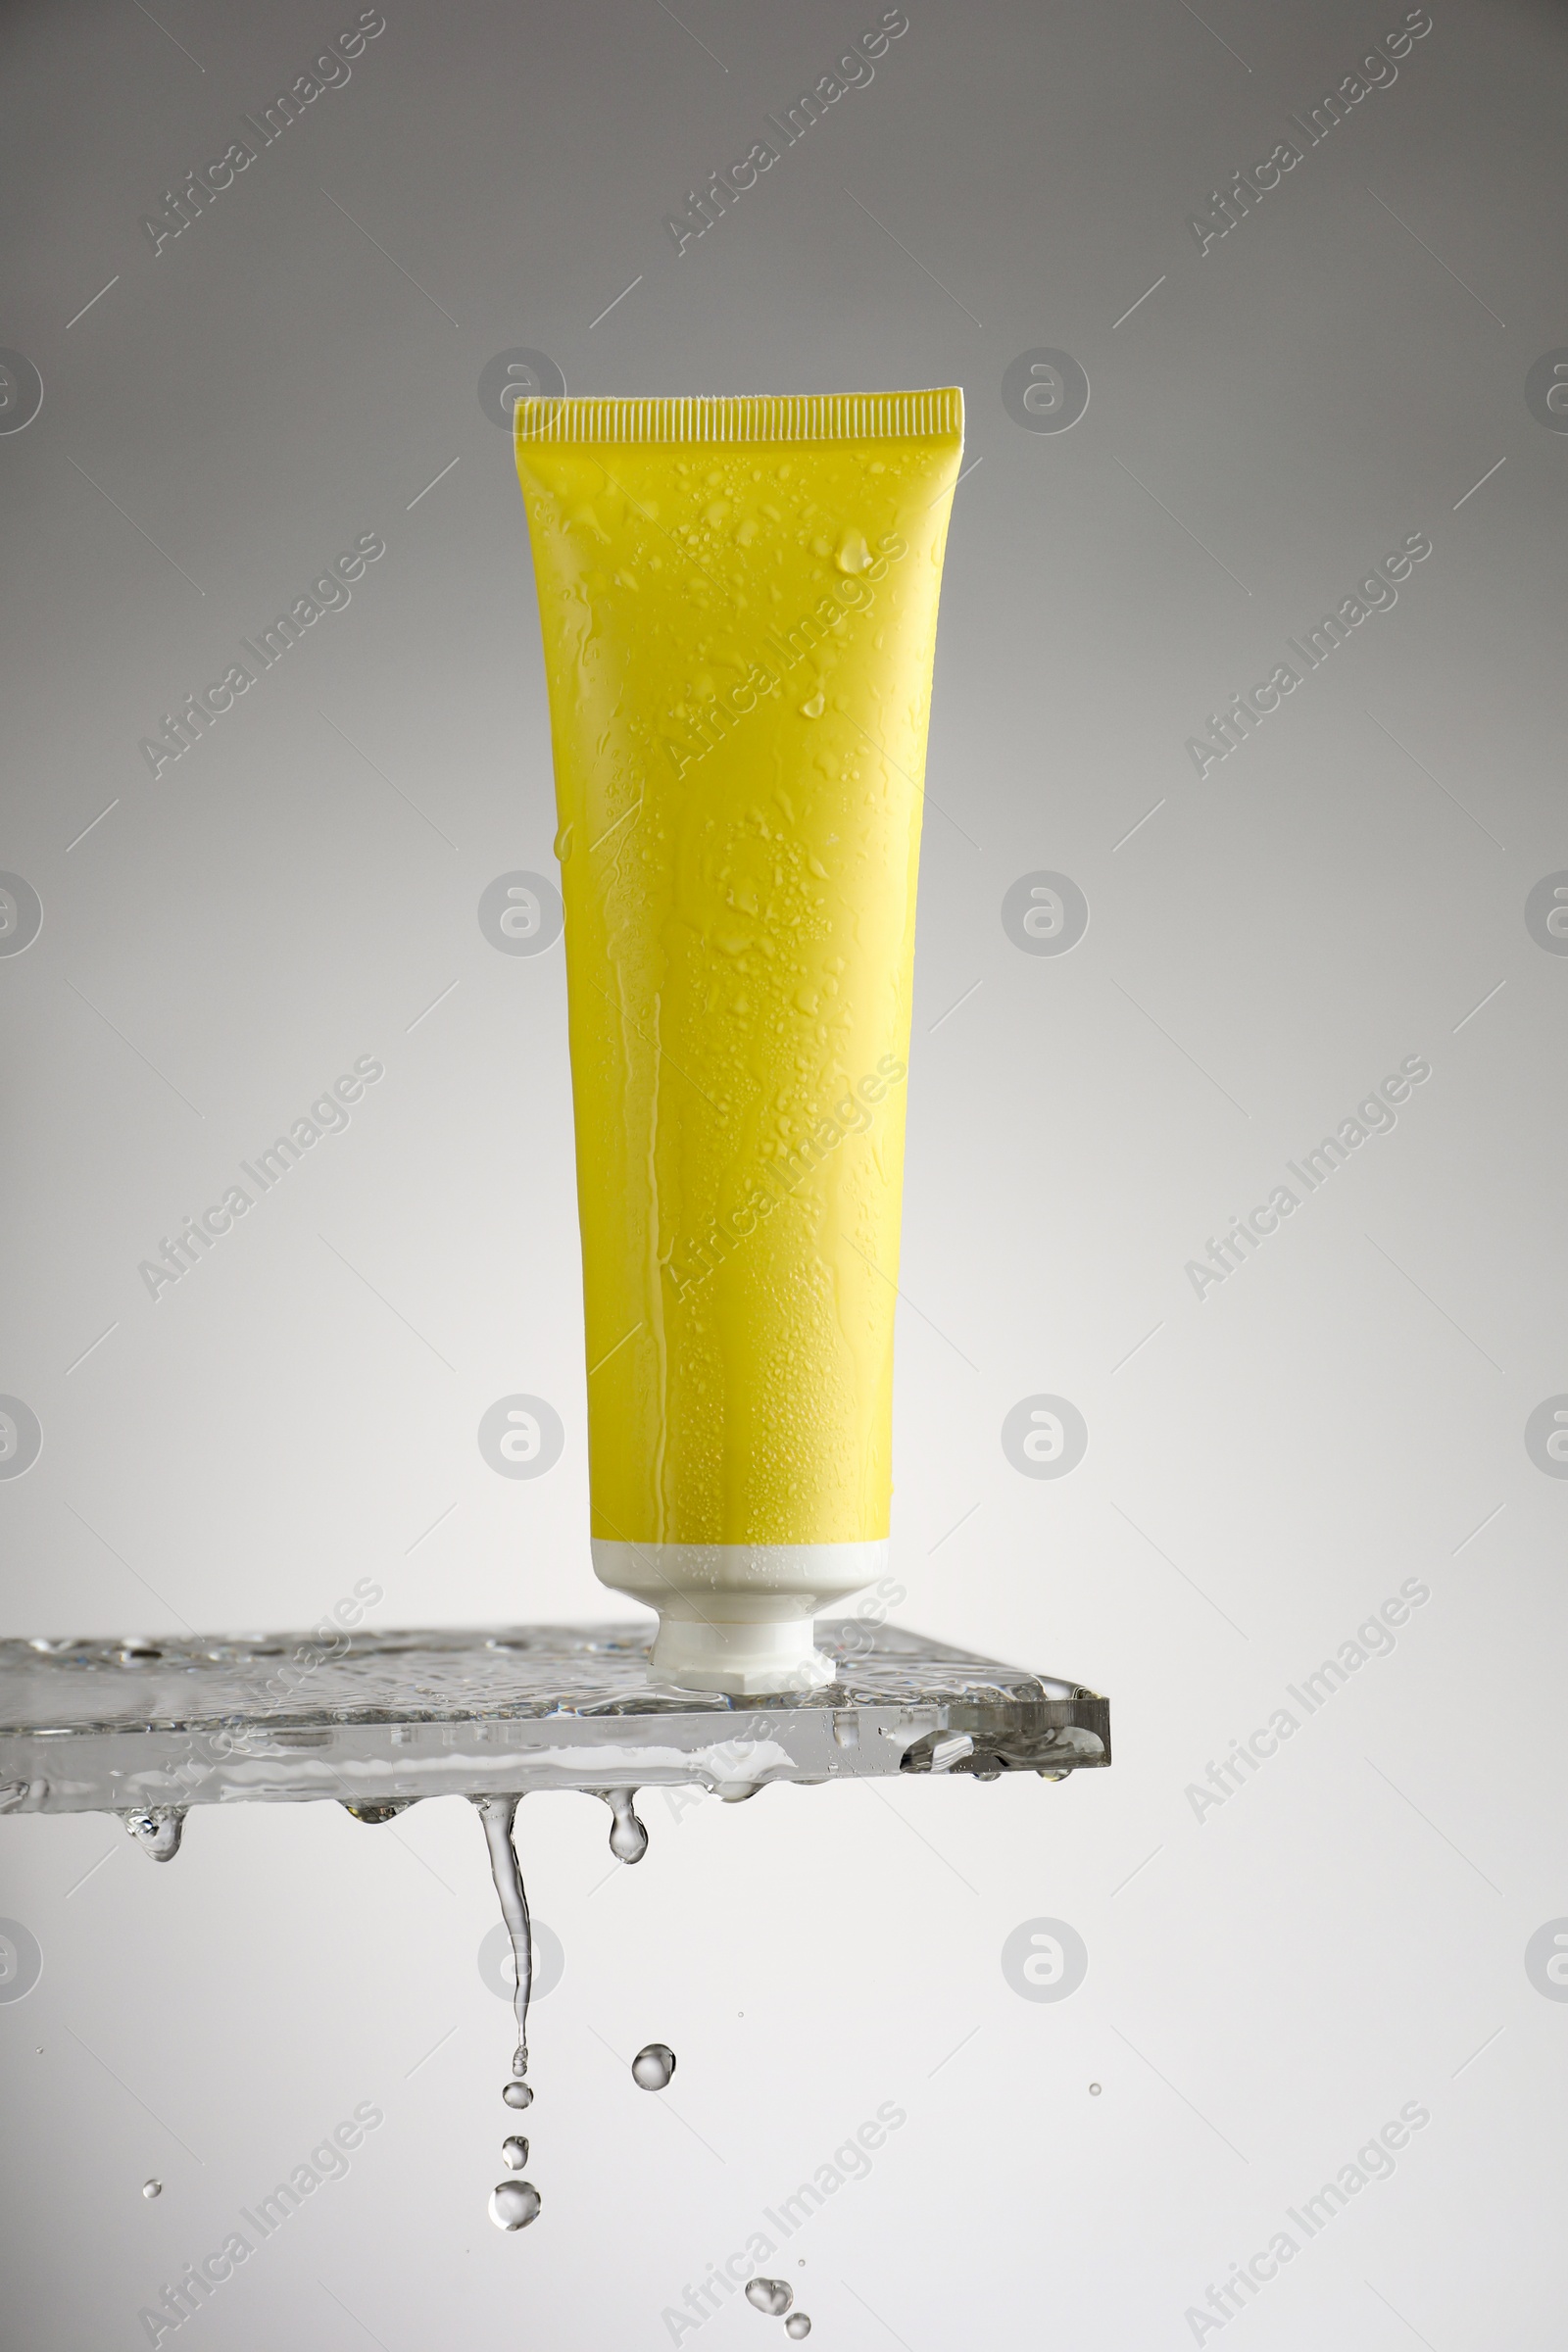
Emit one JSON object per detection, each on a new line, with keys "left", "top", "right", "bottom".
{"left": 515, "top": 391, "right": 962, "bottom": 1547}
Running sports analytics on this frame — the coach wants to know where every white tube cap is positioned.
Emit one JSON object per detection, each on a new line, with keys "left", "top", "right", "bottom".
{"left": 590, "top": 1537, "right": 886, "bottom": 1695}
{"left": 649, "top": 1614, "right": 836, "bottom": 1696}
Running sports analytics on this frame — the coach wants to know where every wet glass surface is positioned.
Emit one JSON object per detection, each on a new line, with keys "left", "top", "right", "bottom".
{"left": 0, "top": 1621, "right": 1108, "bottom": 1815}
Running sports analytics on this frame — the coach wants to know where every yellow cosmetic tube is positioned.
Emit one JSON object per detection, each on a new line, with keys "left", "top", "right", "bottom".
{"left": 514, "top": 390, "right": 962, "bottom": 1692}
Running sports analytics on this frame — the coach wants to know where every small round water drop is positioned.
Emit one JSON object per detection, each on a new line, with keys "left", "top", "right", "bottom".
{"left": 607, "top": 1789, "right": 648, "bottom": 1864}
{"left": 746, "top": 2278, "right": 792, "bottom": 2316}
{"left": 785, "top": 2317, "right": 811, "bottom": 2339}
{"left": 632, "top": 2042, "right": 675, "bottom": 2090}
{"left": 489, "top": 2179, "right": 541, "bottom": 2230}
{"left": 1089, "top": 2082, "right": 1102, "bottom": 2096}
{"left": 502, "top": 2079, "right": 534, "bottom": 2110}
{"left": 142, "top": 2179, "right": 162, "bottom": 2200}
{"left": 501, "top": 2134, "right": 529, "bottom": 2169}
{"left": 124, "top": 1808, "right": 184, "bottom": 1862}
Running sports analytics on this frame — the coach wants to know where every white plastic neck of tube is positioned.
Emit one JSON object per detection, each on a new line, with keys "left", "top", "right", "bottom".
{"left": 591, "top": 1538, "right": 887, "bottom": 1694}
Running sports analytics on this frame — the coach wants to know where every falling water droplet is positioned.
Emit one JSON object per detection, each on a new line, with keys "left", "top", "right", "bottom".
{"left": 123, "top": 1808, "right": 184, "bottom": 1861}
{"left": 1089, "top": 2082, "right": 1102, "bottom": 2095}
{"left": 785, "top": 2317, "right": 812, "bottom": 2339}
{"left": 631, "top": 2042, "right": 675, "bottom": 2090}
{"left": 502, "top": 2079, "right": 534, "bottom": 2110}
{"left": 489, "top": 2180, "right": 542, "bottom": 2230}
{"left": 141, "top": 2179, "right": 162, "bottom": 2200}
{"left": 475, "top": 1794, "right": 533, "bottom": 2078}
{"left": 746, "top": 2278, "right": 793, "bottom": 2316}
{"left": 605, "top": 1788, "right": 648, "bottom": 1864}
{"left": 501, "top": 2136, "right": 529, "bottom": 2170}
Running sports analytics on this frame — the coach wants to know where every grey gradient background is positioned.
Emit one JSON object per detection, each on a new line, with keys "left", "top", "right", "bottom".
{"left": 2, "top": 0, "right": 1565, "bottom": 2343}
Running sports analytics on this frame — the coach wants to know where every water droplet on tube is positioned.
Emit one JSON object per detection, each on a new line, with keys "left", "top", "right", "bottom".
{"left": 631, "top": 2042, "right": 675, "bottom": 2090}
{"left": 746, "top": 2278, "right": 792, "bottom": 2316}
{"left": 489, "top": 2179, "right": 541, "bottom": 2230}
